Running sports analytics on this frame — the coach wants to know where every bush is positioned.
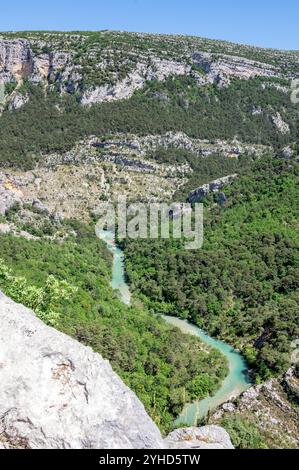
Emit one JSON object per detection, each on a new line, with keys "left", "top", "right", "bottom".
{"left": 221, "top": 415, "right": 268, "bottom": 449}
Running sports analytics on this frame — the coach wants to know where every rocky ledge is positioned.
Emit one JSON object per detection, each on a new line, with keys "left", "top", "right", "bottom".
{"left": 1, "top": 34, "right": 296, "bottom": 110}
{"left": 0, "top": 292, "right": 234, "bottom": 450}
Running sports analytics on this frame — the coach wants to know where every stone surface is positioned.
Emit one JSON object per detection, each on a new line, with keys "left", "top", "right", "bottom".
{"left": 81, "top": 60, "right": 190, "bottom": 105}
{"left": 211, "top": 371, "right": 299, "bottom": 448}
{"left": 192, "top": 51, "right": 280, "bottom": 88}
{"left": 188, "top": 174, "right": 238, "bottom": 203}
{"left": 165, "top": 425, "right": 234, "bottom": 449}
{"left": 8, "top": 92, "right": 29, "bottom": 110}
{"left": 0, "top": 39, "right": 34, "bottom": 84}
{"left": 0, "top": 293, "right": 163, "bottom": 449}
{"left": 0, "top": 132, "right": 268, "bottom": 220}
{"left": 1, "top": 33, "right": 296, "bottom": 109}
{"left": 0, "top": 173, "right": 23, "bottom": 215}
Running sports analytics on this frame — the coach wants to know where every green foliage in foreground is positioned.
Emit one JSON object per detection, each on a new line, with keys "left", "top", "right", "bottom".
{"left": 0, "top": 224, "right": 227, "bottom": 433}
{"left": 124, "top": 156, "right": 299, "bottom": 381}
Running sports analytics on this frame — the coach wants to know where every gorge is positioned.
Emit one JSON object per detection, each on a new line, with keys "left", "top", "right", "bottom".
{"left": 98, "top": 229, "right": 252, "bottom": 426}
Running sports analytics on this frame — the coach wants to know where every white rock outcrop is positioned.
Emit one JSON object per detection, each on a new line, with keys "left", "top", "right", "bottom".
{"left": 0, "top": 39, "right": 34, "bottom": 84}
{"left": 90, "top": 132, "right": 269, "bottom": 158}
{"left": 1, "top": 35, "right": 296, "bottom": 109}
{"left": 0, "top": 293, "right": 163, "bottom": 449}
{"left": 81, "top": 59, "right": 190, "bottom": 105}
{"left": 188, "top": 174, "right": 238, "bottom": 203}
{"left": 8, "top": 92, "right": 29, "bottom": 110}
{"left": 0, "top": 39, "right": 71, "bottom": 85}
{"left": 0, "top": 173, "right": 24, "bottom": 215}
{"left": 211, "top": 371, "right": 299, "bottom": 448}
{"left": 192, "top": 52, "right": 279, "bottom": 88}
{"left": 165, "top": 426, "right": 234, "bottom": 449}
{"left": 271, "top": 112, "right": 290, "bottom": 134}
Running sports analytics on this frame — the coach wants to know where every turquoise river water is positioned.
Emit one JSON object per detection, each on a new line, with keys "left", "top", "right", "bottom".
{"left": 99, "top": 229, "right": 251, "bottom": 426}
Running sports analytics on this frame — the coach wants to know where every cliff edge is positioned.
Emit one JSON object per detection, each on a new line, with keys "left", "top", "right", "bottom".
{"left": 0, "top": 292, "right": 163, "bottom": 449}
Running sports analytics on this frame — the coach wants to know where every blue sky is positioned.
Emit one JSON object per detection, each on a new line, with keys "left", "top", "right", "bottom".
{"left": 0, "top": 0, "right": 298, "bottom": 50}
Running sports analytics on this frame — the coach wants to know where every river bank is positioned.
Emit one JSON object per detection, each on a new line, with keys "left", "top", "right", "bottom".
{"left": 98, "top": 229, "right": 251, "bottom": 425}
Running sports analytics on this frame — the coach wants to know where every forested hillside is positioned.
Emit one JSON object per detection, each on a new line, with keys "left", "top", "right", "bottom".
{"left": 124, "top": 155, "right": 299, "bottom": 382}
{"left": 0, "top": 30, "right": 299, "bottom": 447}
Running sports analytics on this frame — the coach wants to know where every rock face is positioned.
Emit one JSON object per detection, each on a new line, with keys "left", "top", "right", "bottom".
{"left": 0, "top": 39, "right": 70, "bottom": 85}
{"left": 0, "top": 132, "right": 267, "bottom": 220}
{"left": 0, "top": 40, "right": 34, "bottom": 84}
{"left": 1, "top": 32, "right": 297, "bottom": 110}
{"left": 0, "top": 292, "right": 235, "bottom": 450}
{"left": 8, "top": 92, "right": 29, "bottom": 110}
{"left": 81, "top": 59, "right": 190, "bottom": 105}
{"left": 271, "top": 112, "right": 290, "bottom": 134}
{"left": 188, "top": 174, "right": 238, "bottom": 203}
{"left": 89, "top": 132, "right": 268, "bottom": 159}
{"left": 0, "top": 173, "right": 23, "bottom": 215}
{"left": 192, "top": 52, "right": 279, "bottom": 88}
{"left": 0, "top": 132, "right": 268, "bottom": 220}
{"left": 165, "top": 426, "right": 234, "bottom": 449}
{"left": 0, "top": 38, "right": 191, "bottom": 107}
{"left": 0, "top": 293, "right": 163, "bottom": 449}
{"left": 0, "top": 172, "right": 53, "bottom": 218}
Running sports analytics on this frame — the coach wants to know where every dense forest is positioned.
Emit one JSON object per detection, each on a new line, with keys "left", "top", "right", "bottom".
{"left": 124, "top": 155, "right": 299, "bottom": 382}
{"left": 0, "top": 75, "right": 297, "bottom": 169}
{"left": 0, "top": 216, "right": 227, "bottom": 433}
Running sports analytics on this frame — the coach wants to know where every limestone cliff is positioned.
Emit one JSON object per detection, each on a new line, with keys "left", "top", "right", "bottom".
{"left": 212, "top": 369, "right": 299, "bottom": 449}
{"left": 188, "top": 174, "right": 238, "bottom": 203}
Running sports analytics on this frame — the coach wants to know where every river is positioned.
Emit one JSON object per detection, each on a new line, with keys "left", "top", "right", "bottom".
{"left": 98, "top": 229, "right": 251, "bottom": 426}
